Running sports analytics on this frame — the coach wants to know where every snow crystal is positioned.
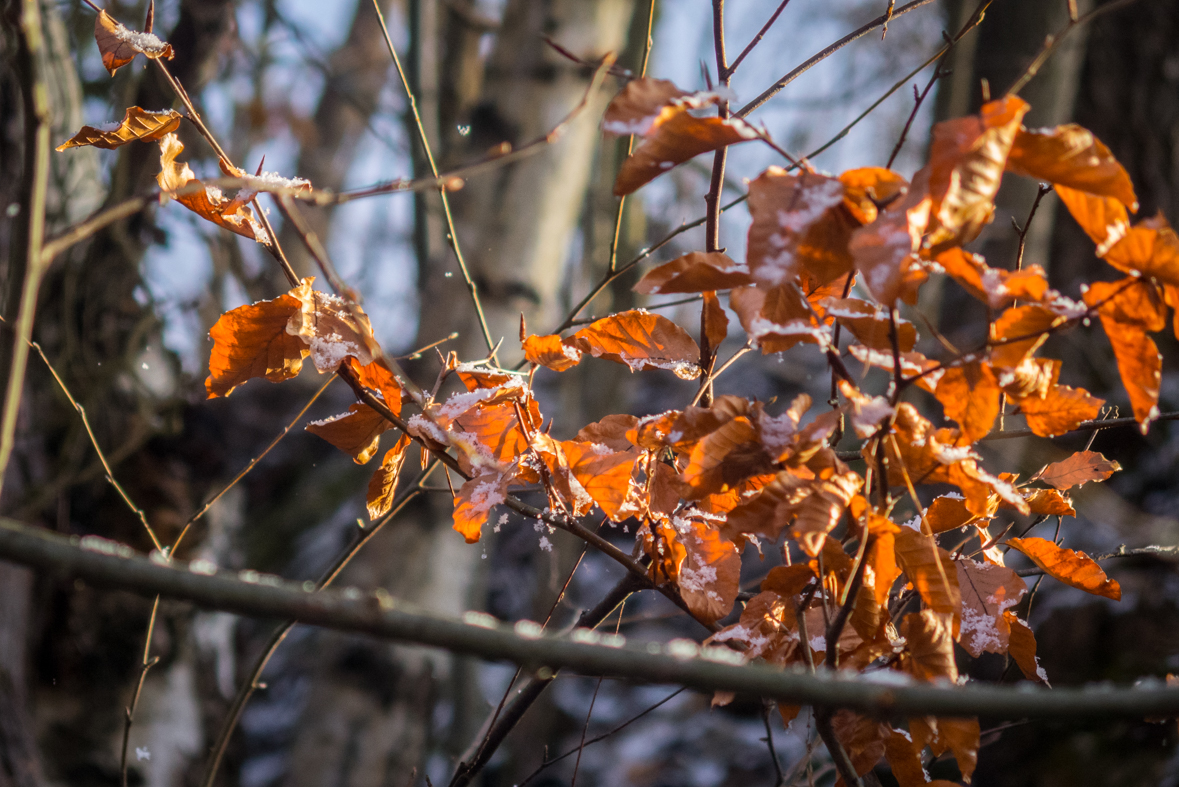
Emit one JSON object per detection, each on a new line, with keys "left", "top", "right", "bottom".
{"left": 809, "top": 635, "right": 828, "bottom": 653}
{"left": 860, "top": 670, "right": 914, "bottom": 686}
{"left": 901, "top": 515, "right": 923, "bottom": 532}
{"left": 245, "top": 171, "right": 311, "bottom": 192}
{"left": 136, "top": 746, "right": 151, "bottom": 761}
{"left": 96, "top": 120, "right": 123, "bottom": 132}
{"left": 774, "top": 181, "right": 844, "bottom": 234}
{"left": 538, "top": 536, "right": 552, "bottom": 552}
{"left": 468, "top": 478, "right": 506, "bottom": 511}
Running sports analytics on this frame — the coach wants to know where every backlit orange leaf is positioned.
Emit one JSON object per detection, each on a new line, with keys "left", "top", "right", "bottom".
{"left": 850, "top": 170, "right": 932, "bottom": 305}
{"left": 521, "top": 333, "right": 582, "bottom": 372}
{"left": 956, "top": 558, "right": 1027, "bottom": 658}
{"left": 989, "top": 304, "right": 1062, "bottom": 369}
{"left": 453, "top": 400, "right": 536, "bottom": 471}
{"left": 1021, "top": 488, "right": 1076, "bottom": 517}
{"left": 1032, "top": 450, "right": 1121, "bottom": 490}
{"left": 306, "top": 403, "right": 391, "bottom": 464}
{"left": 925, "top": 494, "right": 987, "bottom": 533}
{"left": 529, "top": 434, "right": 594, "bottom": 516}
{"left": 452, "top": 472, "right": 510, "bottom": 543}
{"left": 562, "top": 440, "right": 642, "bottom": 522}
{"left": 366, "top": 433, "right": 412, "bottom": 520}
{"left": 567, "top": 311, "right": 700, "bottom": 379}
{"left": 932, "top": 361, "right": 1000, "bottom": 443}
{"left": 348, "top": 357, "right": 402, "bottom": 417}
{"left": 895, "top": 527, "right": 961, "bottom": 622}
{"left": 604, "top": 80, "right": 758, "bottom": 195}
{"left": 1004, "top": 610, "right": 1049, "bottom": 684}
{"left": 1014, "top": 382, "right": 1103, "bottom": 437}
{"left": 900, "top": 610, "right": 958, "bottom": 683}
{"left": 936, "top": 247, "right": 1050, "bottom": 310}
{"left": 746, "top": 168, "right": 857, "bottom": 288}
{"left": 57, "top": 107, "right": 181, "bottom": 151}
{"left": 1102, "top": 213, "right": 1179, "bottom": 287}
{"left": 681, "top": 416, "right": 768, "bottom": 499}
{"left": 838, "top": 167, "right": 908, "bottom": 225}
{"left": 1055, "top": 185, "right": 1131, "bottom": 256}
{"left": 205, "top": 291, "right": 307, "bottom": 397}
{"left": 789, "top": 468, "right": 863, "bottom": 556}
{"left": 1006, "top": 124, "right": 1138, "bottom": 210}
{"left": 866, "top": 515, "right": 903, "bottom": 608}
{"left": 1084, "top": 278, "right": 1165, "bottom": 430}
{"left": 632, "top": 252, "right": 753, "bottom": 294}
{"left": 676, "top": 519, "right": 741, "bottom": 625}
{"left": 157, "top": 133, "right": 268, "bottom": 242}
{"left": 94, "top": 9, "right": 173, "bottom": 76}
{"left": 1001, "top": 357, "right": 1059, "bottom": 400}
{"left": 822, "top": 298, "right": 916, "bottom": 352}
{"left": 927, "top": 96, "right": 1029, "bottom": 249}
{"left": 1007, "top": 536, "right": 1121, "bottom": 600}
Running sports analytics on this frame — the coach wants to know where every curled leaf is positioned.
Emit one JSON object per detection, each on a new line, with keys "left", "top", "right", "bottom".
{"left": 205, "top": 291, "right": 307, "bottom": 397}
{"left": 157, "top": 133, "right": 268, "bottom": 242}
{"left": 366, "top": 433, "right": 412, "bottom": 520}
{"left": 94, "top": 9, "right": 173, "bottom": 76}
{"left": 57, "top": 107, "right": 182, "bottom": 151}
{"left": 306, "top": 403, "right": 392, "bottom": 464}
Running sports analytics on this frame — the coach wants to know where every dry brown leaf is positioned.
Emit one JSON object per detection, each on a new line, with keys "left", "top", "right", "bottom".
{"left": 746, "top": 168, "right": 858, "bottom": 288}
{"left": 568, "top": 310, "right": 700, "bottom": 379}
{"left": 831, "top": 710, "right": 889, "bottom": 778}
{"left": 366, "top": 433, "right": 412, "bottom": 520}
{"left": 729, "top": 284, "right": 831, "bottom": 353}
{"left": 57, "top": 107, "right": 181, "bottom": 151}
{"left": 883, "top": 727, "right": 930, "bottom": 787}
{"left": 822, "top": 298, "right": 917, "bottom": 352}
{"left": 925, "top": 494, "right": 985, "bottom": 533}
{"left": 676, "top": 519, "right": 742, "bottom": 625}
{"left": 205, "top": 291, "right": 308, "bottom": 398}
{"left": 900, "top": 610, "right": 958, "bottom": 683}
{"left": 94, "top": 9, "right": 174, "bottom": 76}
{"left": 1021, "top": 488, "right": 1076, "bottom": 517}
{"left": 604, "top": 79, "right": 758, "bottom": 195}
{"left": 632, "top": 252, "right": 753, "bottom": 294}
{"left": 575, "top": 414, "right": 639, "bottom": 452}
{"left": 348, "top": 357, "right": 402, "bottom": 417}
{"left": 1003, "top": 610, "right": 1049, "bottom": 684}
{"left": 1084, "top": 278, "right": 1165, "bottom": 430}
{"left": 760, "top": 564, "right": 815, "bottom": 598}
{"left": 956, "top": 558, "right": 1026, "bottom": 658}
{"left": 895, "top": 527, "right": 961, "bottom": 624}
{"left": 1006, "top": 124, "right": 1138, "bottom": 210}
{"left": 156, "top": 133, "right": 268, "bottom": 242}
{"left": 927, "top": 96, "right": 1029, "bottom": 249}
{"left": 305, "top": 403, "right": 392, "bottom": 464}
{"left": 850, "top": 169, "right": 932, "bottom": 306}
{"left": 1007, "top": 536, "right": 1121, "bottom": 600}
{"left": 288, "top": 278, "right": 382, "bottom": 373}
{"left": 1032, "top": 450, "right": 1121, "bottom": 490}
{"left": 701, "top": 290, "right": 729, "bottom": 354}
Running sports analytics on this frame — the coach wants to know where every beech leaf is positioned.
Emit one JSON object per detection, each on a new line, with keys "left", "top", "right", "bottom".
{"left": 1007, "top": 536, "right": 1121, "bottom": 600}
{"left": 205, "top": 291, "right": 307, "bottom": 398}
{"left": 305, "top": 403, "right": 392, "bottom": 465}
{"left": 1006, "top": 124, "right": 1138, "bottom": 210}
{"left": 568, "top": 310, "right": 700, "bottom": 379}
{"left": 1032, "top": 450, "right": 1120, "bottom": 490}
{"left": 156, "top": 133, "right": 268, "bottom": 242}
{"left": 1015, "top": 383, "right": 1103, "bottom": 438}
{"left": 94, "top": 9, "right": 174, "bottom": 76}
{"left": 452, "top": 472, "right": 510, "bottom": 544}
{"left": 633, "top": 252, "right": 752, "bottom": 294}
{"left": 366, "top": 433, "right": 412, "bottom": 520}
{"left": 57, "top": 107, "right": 182, "bottom": 151}
{"left": 956, "top": 558, "right": 1027, "bottom": 658}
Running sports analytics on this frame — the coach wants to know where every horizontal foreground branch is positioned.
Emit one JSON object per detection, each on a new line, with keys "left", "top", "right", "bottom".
{"left": 3, "top": 516, "right": 1177, "bottom": 719}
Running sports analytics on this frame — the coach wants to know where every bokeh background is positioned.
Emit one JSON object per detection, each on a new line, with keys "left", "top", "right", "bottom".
{"left": 1, "top": 0, "right": 1178, "bottom": 784}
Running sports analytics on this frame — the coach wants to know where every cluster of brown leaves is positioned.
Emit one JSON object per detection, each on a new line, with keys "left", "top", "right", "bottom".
{"left": 62, "top": 14, "right": 1168, "bottom": 779}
